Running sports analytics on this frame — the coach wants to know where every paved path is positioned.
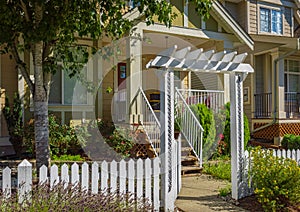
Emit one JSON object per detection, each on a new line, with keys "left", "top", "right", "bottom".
{"left": 175, "top": 174, "right": 248, "bottom": 212}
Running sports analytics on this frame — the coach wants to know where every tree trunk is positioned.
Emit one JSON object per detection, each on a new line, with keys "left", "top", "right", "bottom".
{"left": 33, "top": 41, "right": 50, "bottom": 170}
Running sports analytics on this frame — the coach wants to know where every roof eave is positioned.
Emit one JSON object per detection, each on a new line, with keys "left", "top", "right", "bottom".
{"left": 211, "top": 1, "right": 254, "bottom": 50}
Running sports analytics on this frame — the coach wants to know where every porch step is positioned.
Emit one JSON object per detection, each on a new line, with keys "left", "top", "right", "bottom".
{"left": 181, "top": 165, "right": 202, "bottom": 176}
{"left": 181, "top": 155, "right": 199, "bottom": 166}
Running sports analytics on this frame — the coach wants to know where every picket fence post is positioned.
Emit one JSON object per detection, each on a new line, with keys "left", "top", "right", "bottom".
{"left": 101, "top": 160, "right": 108, "bottom": 192}
{"left": 91, "top": 162, "right": 99, "bottom": 194}
{"left": 3, "top": 167, "right": 11, "bottom": 198}
{"left": 61, "top": 164, "right": 69, "bottom": 189}
{"left": 128, "top": 159, "right": 135, "bottom": 194}
{"left": 82, "top": 162, "right": 89, "bottom": 192}
{"left": 145, "top": 158, "right": 151, "bottom": 203}
{"left": 50, "top": 164, "right": 59, "bottom": 189}
{"left": 119, "top": 160, "right": 126, "bottom": 194}
{"left": 18, "top": 159, "right": 32, "bottom": 203}
{"left": 136, "top": 158, "right": 143, "bottom": 199}
{"left": 39, "top": 165, "right": 48, "bottom": 184}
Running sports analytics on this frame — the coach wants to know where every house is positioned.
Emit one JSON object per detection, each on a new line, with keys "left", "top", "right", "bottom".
{"left": 222, "top": 0, "right": 300, "bottom": 145}
{"left": 0, "top": 0, "right": 253, "bottom": 127}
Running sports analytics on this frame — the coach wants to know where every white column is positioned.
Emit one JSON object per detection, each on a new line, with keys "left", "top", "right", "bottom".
{"left": 271, "top": 52, "right": 286, "bottom": 119}
{"left": 126, "top": 29, "right": 143, "bottom": 124}
{"left": 160, "top": 70, "right": 175, "bottom": 211}
{"left": 230, "top": 73, "right": 249, "bottom": 200}
{"left": 95, "top": 47, "right": 103, "bottom": 118}
{"left": 278, "top": 58, "right": 286, "bottom": 118}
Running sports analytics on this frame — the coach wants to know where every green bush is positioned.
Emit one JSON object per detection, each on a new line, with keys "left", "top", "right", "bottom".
{"left": 24, "top": 115, "right": 82, "bottom": 158}
{"left": 222, "top": 102, "right": 250, "bottom": 155}
{"left": 52, "top": 154, "right": 84, "bottom": 161}
{"left": 190, "top": 103, "right": 216, "bottom": 149}
{"left": 250, "top": 147, "right": 300, "bottom": 211}
{"left": 281, "top": 134, "right": 300, "bottom": 150}
{"left": 106, "top": 127, "right": 135, "bottom": 158}
{"left": 2, "top": 93, "right": 24, "bottom": 157}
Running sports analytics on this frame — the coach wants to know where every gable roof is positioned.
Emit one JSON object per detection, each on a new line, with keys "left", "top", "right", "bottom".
{"left": 211, "top": 1, "right": 254, "bottom": 50}
{"left": 123, "top": 1, "right": 254, "bottom": 50}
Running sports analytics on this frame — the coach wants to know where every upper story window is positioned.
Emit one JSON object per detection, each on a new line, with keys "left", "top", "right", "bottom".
{"left": 260, "top": 7, "right": 282, "bottom": 34}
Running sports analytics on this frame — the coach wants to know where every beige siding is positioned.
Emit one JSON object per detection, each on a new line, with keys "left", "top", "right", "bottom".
{"left": 191, "top": 72, "right": 221, "bottom": 90}
{"left": 237, "top": 1, "right": 247, "bottom": 31}
{"left": 283, "top": 7, "right": 292, "bottom": 37}
{"left": 188, "top": 2, "right": 201, "bottom": 29}
{"left": 170, "top": 0, "right": 184, "bottom": 27}
{"left": 1, "top": 54, "right": 18, "bottom": 136}
{"left": 225, "top": 1, "right": 247, "bottom": 31}
{"left": 249, "top": 0, "right": 258, "bottom": 34}
{"left": 102, "top": 70, "right": 114, "bottom": 122}
{"left": 226, "top": 2, "right": 238, "bottom": 20}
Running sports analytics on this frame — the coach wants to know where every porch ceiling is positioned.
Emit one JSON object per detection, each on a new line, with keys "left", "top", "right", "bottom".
{"left": 146, "top": 45, "right": 254, "bottom": 74}
{"left": 251, "top": 35, "right": 300, "bottom": 51}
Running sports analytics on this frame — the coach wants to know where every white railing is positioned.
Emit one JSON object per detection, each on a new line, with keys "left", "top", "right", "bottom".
{"left": 1, "top": 158, "right": 161, "bottom": 210}
{"left": 130, "top": 87, "right": 161, "bottom": 157}
{"left": 177, "top": 89, "right": 224, "bottom": 113}
{"left": 175, "top": 88, "right": 204, "bottom": 167}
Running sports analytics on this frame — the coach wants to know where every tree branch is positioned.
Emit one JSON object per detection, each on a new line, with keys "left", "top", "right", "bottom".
{"left": 19, "top": 0, "right": 30, "bottom": 22}
{"left": 10, "top": 43, "right": 35, "bottom": 95}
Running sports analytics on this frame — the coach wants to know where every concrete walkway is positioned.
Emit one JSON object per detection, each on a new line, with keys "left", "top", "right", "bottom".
{"left": 175, "top": 174, "right": 248, "bottom": 212}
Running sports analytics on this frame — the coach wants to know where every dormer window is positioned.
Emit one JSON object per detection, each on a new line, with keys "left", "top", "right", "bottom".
{"left": 260, "top": 7, "right": 282, "bottom": 34}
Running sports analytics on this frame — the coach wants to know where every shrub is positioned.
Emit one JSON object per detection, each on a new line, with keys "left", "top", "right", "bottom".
{"left": 23, "top": 115, "right": 82, "bottom": 158}
{"left": 190, "top": 103, "right": 216, "bottom": 154}
{"left": 2, "top": 93, "right": 24, "bottom": 157}
{"left": 222, "top": 102, "right": 250, "bottom": 155}
{"left": 52, "top": 154, "right": 84, "bottom": 161}
{"left": 250, "top": 147, "right": 300, "bottom": 211}
{"left": 0, "top": 183, "right": 152, "bottom": 211}
{"left": 281, "top": 134, "right": 300, "bottom": 150}
{"left": 106, "top": 127, "right": 135, "bottom": 158}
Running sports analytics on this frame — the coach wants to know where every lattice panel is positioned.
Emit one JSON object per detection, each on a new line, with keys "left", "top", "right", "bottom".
{"left": 130, "top": 130, "right": 156, "bottom": 159}
{"left": 253, "top": 123, "right": 300, "bottom": 140}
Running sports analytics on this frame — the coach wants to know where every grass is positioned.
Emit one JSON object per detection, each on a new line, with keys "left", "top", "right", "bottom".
{"left": 203, "top": 157, "right": 231, "bottom": 181}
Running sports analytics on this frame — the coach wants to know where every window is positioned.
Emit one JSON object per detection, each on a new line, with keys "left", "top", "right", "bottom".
{"left": 260, "top": 7, "right": 282, "bottom": 34}
{"left": 284, "top": 60, "right": 300, "bottom": 93}
{"left": 49, "top": 66, "right": 88, "bottom": 105}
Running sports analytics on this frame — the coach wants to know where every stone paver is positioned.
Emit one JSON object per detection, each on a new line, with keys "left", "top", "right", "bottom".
{"left": 175, "top": 174, "right": 248, "bottom": 212}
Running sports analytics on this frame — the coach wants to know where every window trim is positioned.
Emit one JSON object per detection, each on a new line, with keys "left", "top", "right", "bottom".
{"left": 258, "top": 5, "right": 283, "bottom": 35}
{"left": 284, "top": 59, "right": 300, "bottom": 93}
{"left": 49, "top": 60, "right": 93, "bottom": 106}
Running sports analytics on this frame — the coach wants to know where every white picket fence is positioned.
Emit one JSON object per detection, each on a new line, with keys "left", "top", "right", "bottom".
{"left": 245, "top": 148, "right": 300, "bottom": 165}
{"left": 241, "top": 148, "right": 300, "bottom": 197}
{"left": 1, "top": 158, "right": 161, "bottom": 210}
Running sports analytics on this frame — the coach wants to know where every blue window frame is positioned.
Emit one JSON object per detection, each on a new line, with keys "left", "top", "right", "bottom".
{"left": 260, "top": 7, "right": 282, "bottom": 34}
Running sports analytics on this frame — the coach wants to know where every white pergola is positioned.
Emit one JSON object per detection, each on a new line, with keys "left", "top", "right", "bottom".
{"left": 146, "top": 45, "right": 254, "bottom": 209}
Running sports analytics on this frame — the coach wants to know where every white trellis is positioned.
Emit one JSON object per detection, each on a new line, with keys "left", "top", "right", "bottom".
{"left": 146, "top": 45, "right": 254, "bottom": 205}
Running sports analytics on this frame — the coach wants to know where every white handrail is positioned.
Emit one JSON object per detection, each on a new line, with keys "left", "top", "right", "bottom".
{"left": 130, "top": 87, "right": 161, "bottom": 157}
{"left": 177, "top": 89, "right": 224, "bottom": 113}
{"left": 175, "top": 88, "right": 204, "bottom": 167}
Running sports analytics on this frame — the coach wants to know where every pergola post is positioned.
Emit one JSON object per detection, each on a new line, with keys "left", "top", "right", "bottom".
{"left": 147, "top": 45, "right": 254, "bottom": 206}
{"left": 160, "top": 69, "right": 175, "bottom": 211}
{"left": 230, "top": 72, "right": 251, "bottom": 200}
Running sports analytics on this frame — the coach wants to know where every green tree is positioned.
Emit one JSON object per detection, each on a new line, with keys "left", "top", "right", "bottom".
{"left": 0, "top": 0, "right": 211, "bottom": 169}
